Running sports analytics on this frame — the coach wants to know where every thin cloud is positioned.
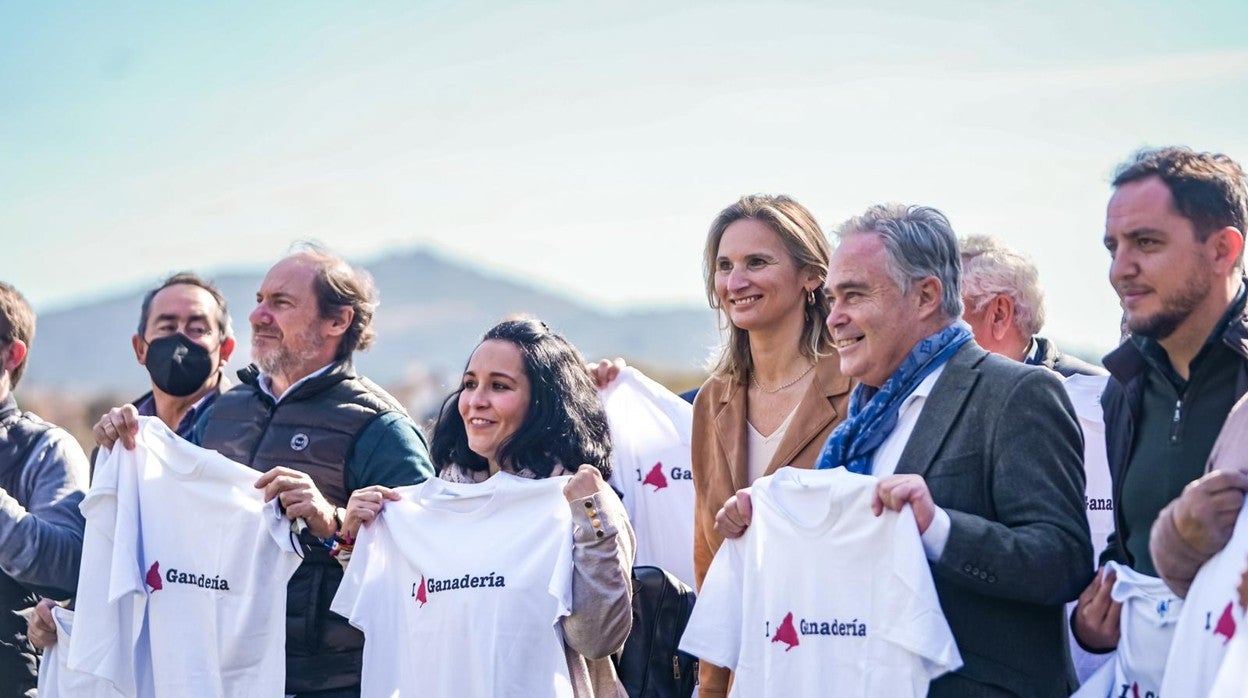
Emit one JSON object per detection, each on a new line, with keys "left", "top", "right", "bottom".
{"left": 964, "top": 48, "right": 1248, "bottom": 93}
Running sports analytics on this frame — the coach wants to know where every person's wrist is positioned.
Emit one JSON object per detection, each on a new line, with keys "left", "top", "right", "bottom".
{"left": 332, "top": 507, "right": 356, "bottom": 545}
{"left": 303, "top": 502, "right": 335, "bottom": 539}
{"left": 318, "top": 505, "right": 340, "bottom": 540}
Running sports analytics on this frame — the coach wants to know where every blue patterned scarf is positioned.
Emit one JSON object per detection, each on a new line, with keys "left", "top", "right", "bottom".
{"left": 815, "top": 322, "right": 973, "bottom": 474}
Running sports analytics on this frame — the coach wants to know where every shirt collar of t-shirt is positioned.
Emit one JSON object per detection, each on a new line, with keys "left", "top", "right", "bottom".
{"left": 869, "top": 364, "right": 945, "bottom": 478}
{"left": 420, "top": 470, "right": 546, "bottom": 517}
{"left": 257, "top": 362, "right": 334, "bottom": 404}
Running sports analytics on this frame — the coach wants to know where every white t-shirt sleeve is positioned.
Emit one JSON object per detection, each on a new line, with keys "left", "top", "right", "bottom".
{"left": 1209, "top": 622, "right": 1248, "bottom": 698}
{"left": 107, "top": 447, "right": 147, "bottom": 605}
{"left": 67, "top": 443, "right": 144, "bottom": 696}
{"left": 330, "top": 515, "right": 385, "bottom": 636}
{"left": 39, "top": 607, "right": 129, "bottom": 698}
{"left": 1161, "top": 501, "right": 1248, "bottom": 695}
{"left": 259, "top": 497, "right": 302, "bottom": 558}
{"left": 881, "top": 505, "right": 962, "bottom": 679}
{"left": 600, "top": 368, "right": 698, "bottom": 588}
{"left": 678, "top": 539, "right": 744, "bottom": 670}
{"left": 550, "top": 524, "right": 574, "bottom": 620}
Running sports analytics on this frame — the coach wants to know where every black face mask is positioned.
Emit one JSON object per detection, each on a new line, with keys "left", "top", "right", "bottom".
{"left": 144, "top": 333, "right": 215, "bottom": 397}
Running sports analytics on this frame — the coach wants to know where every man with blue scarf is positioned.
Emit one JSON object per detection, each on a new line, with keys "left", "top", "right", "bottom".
{"left": 716, "top": 204, "right": 1093, "bottom": 696}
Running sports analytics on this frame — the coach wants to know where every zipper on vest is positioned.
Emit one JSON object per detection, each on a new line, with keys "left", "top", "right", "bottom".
{"left": 672, "top": 655, "right": 681, "bottom": 680}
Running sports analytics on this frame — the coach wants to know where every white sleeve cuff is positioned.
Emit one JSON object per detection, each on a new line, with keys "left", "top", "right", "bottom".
{"left": 921, "top": 506, "right": 951, "bottom": 561}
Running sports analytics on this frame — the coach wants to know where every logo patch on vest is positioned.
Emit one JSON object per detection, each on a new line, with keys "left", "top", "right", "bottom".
{"left": 290, "top": 433, "right": 309, "bottom": 451}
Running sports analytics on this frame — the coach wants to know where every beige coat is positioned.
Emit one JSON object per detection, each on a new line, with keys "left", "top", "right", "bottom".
{"left": 689, "top": 356, "right": 852, "bottom": 697}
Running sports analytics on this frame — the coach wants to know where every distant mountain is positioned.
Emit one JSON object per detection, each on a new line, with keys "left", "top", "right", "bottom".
{"left": 24, "top": 248, "right": 721, "bottom": 397}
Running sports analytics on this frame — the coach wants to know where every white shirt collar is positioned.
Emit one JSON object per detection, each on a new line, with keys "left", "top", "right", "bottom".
{"left": 258, "top": 362, "right": 335, "bottom": 403}
{"left": 1024, "top": 338, "right": 1039, "bottom": 363}
{"left": 898, "top": 364, "right": 944, "bottom": 412}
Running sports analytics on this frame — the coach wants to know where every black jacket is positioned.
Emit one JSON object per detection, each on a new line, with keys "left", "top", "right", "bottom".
{"left": 1028, "top": 336, "right": 1107, "bottom": 378}
{"left": 1099, "top": 298, "right": 1248, "bottom": 567}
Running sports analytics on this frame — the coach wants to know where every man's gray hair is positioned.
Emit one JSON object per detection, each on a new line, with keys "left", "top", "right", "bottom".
{"left": 835, "top": 203, "right": 963, "bottom": 319}
{"left": 960, "top": 235, "right": 1046, "bottom": 337}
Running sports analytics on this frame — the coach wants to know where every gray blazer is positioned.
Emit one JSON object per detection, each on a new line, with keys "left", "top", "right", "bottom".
{"left": 897, "top": 343, "right": 1094, "bottom": 697}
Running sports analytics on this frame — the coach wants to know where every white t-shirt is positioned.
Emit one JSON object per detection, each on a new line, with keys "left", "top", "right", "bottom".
{"left": 1061, "top": 373, "right": 1115, "bottom": 684}
{"left": 68, "top": 417, "right": 302, "bottom": 698}
{"left": 679, "top": 467, "right": 961, "bottom": 697}
{"left": 601, "top": 367, "right": 696, "bottom": 587}
{"left": 1210, "top": 621, "right": 1248, "bottom": 698}
{"left": 1070, "top": 562, "right": 1181, "bottom": 698}
{"left": 1161, "top": 500, "right": 1248, "bottom": 696}
{"left": 1063, "top": 373, "right": 1114, "bottom": 561}
{"left": 37, "top": 606, "right": 127, "bottom": 698}
{"left": 331, "top": 472, "right": 576, "bottom": 698}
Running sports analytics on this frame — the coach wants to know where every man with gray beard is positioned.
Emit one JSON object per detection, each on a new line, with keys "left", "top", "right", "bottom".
{"left": 97, "top": 245, "right": 434, "bottom": 698}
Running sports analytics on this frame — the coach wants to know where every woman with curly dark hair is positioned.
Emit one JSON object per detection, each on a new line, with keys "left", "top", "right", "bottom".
{"left": 430, "top": 317, "right": 614, "bottom": 482}
{"left": 339, "top": 317, "right": 634, "bottom": 698}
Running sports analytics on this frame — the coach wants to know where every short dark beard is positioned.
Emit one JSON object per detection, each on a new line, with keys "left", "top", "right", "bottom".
{"left": 1127, "top": 269, "right": 1211, "bottom": 341}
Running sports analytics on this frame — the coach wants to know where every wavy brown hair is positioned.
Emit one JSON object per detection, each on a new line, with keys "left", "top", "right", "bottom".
{"left": 702, "top": 194, "right": 833, "bottom": 383}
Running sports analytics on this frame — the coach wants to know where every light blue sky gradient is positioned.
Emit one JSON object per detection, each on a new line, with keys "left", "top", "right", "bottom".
{"left": 4, "top": 1, "right": 1247, "bottom": 355}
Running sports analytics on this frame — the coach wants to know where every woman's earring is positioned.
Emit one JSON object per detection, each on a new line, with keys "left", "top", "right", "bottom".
{"left": 807, "top": 289, "right": 816, "bottom": 306}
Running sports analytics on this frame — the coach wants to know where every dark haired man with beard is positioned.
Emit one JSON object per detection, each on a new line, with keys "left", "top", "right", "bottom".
{"left": 1073, "top": 147, "right": 1248, "bottom": 656}
{"left": 96, "top": 246, "right": 433, "bottom": 697}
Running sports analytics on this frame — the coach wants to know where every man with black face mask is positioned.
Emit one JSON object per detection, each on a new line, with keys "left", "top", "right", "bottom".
{"left": 25, "top": 272, "right": 234, "bottom": 657}
{"left": 125, "top": 272, "right": 236, "bottom": 438}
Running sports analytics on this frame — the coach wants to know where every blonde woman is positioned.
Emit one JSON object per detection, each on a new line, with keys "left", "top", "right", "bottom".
{"left": 692, "top": 194, "right": 852, "bottom": 696}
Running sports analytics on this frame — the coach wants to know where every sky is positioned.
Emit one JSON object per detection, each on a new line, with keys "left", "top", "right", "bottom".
{"left": 4, "top": 0, "right": 1247, "bottom": 357}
